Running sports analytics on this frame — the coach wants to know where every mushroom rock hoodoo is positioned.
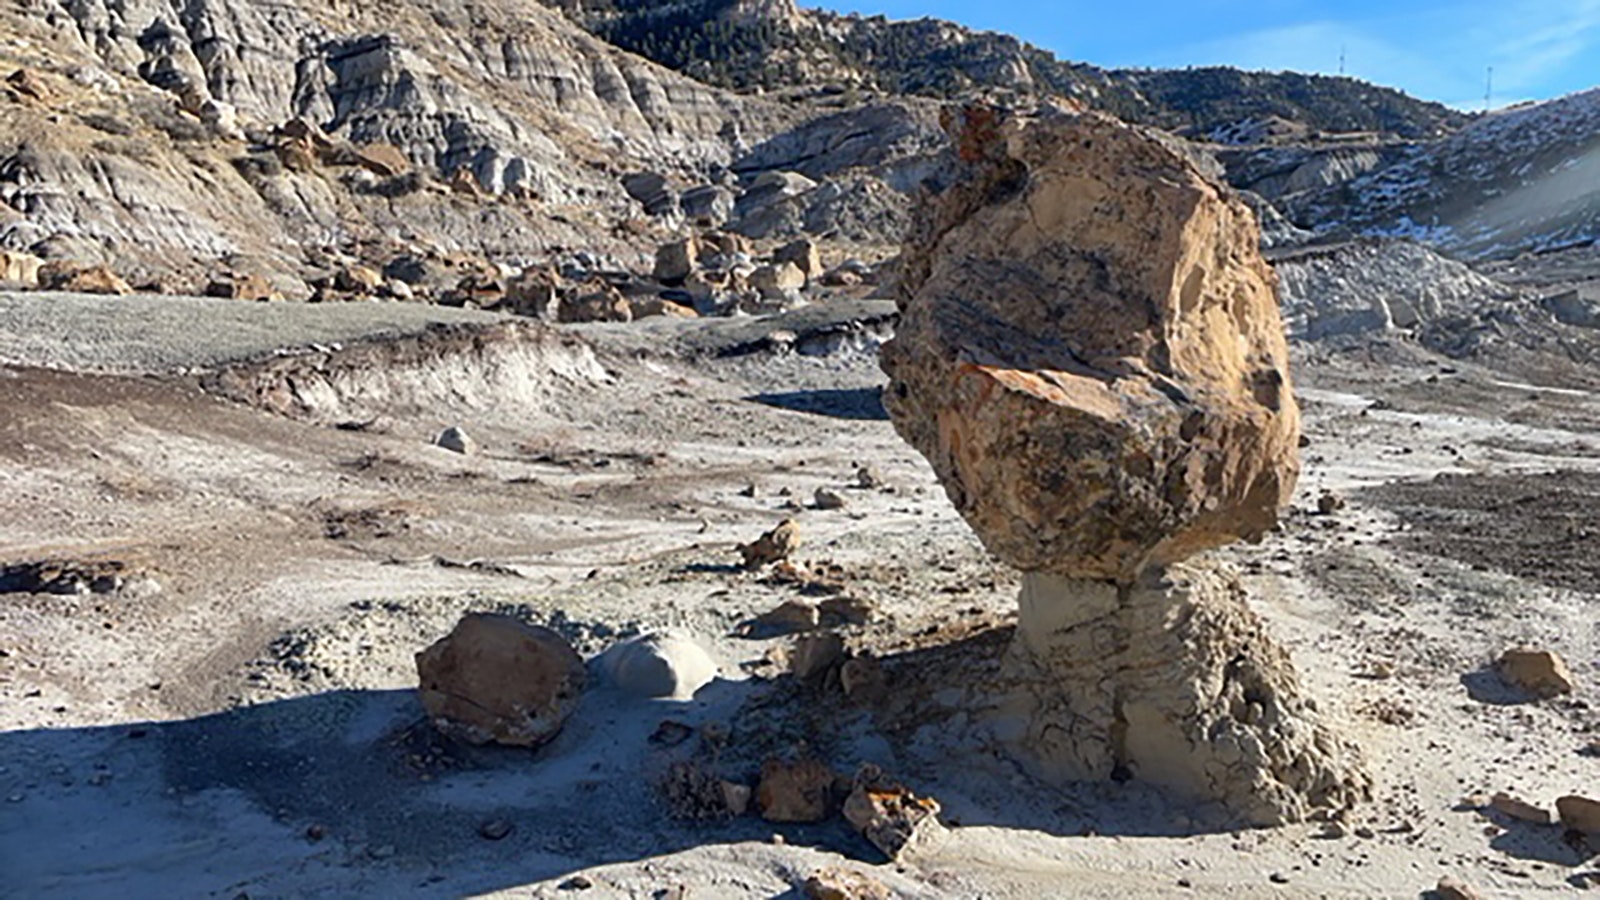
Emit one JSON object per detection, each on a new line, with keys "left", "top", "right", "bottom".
{"left": 880, "top": 107, "right": 1369, "bottom": 825}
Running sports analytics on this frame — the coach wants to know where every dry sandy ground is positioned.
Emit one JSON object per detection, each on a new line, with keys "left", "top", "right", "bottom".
{"left": 0, "top": 295, "right": 1596, "bottom": 898}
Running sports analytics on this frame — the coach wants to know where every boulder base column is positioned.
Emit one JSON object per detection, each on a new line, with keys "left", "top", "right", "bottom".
{"left": 1009, "top": 564, "right": 1368, "bottom": 826}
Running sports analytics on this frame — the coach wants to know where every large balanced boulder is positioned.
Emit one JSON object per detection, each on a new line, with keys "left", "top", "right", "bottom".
{"left": 882, "top": 108, "right": 1300, "bottom": 583}
{"left": 879, "top": 108, "right": 1366, "bottom": 825}
{"left": 416, "top": 614, "right": 586, "bottom": 747}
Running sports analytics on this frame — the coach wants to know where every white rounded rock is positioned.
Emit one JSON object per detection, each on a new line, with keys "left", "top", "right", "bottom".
{"left": 600, "top": 632, "right": 718, "bottom": 700}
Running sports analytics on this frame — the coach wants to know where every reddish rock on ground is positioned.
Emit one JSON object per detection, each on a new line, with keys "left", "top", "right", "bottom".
{"left": 415, "top": 613, "right": 586, "bottom": 747}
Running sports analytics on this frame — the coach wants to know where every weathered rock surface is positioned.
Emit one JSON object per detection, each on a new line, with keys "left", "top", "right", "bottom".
{"left": 880, "top": 109, "right": 1364, "bottom": 825}
{"left": 882, "top": 110, "right": 1300, "bottom": 582}
{"left": 802, "top": 868, "right": 891, "bottom": 900}
{"left": 1008, "top": 563, "right": 1370, "bottom": 824}
{"left": 756, "top": 755, "right": 837, "bottom": 823}
{"left": 1496, "top": 648, "right": 1576, "bottom": 699}
{"left": 1558, "top": 795, "right": 1600, "bottom": 835}
{"left": 39, "top": 262, "right": 133, "bottom": 296}
{"left": 1490, "top": 792, "right": 1552, "bottom": 825}
{"left": 415, "top": 613, "right": 586, "bottom": 747}
{"left": 842, "top": 767, "right": 947, "bottom": 862}
{"left": 739, "top": 519, "right": 801, "bottom": 569}
{"left": 1273, "top": 240, "right": 1521, "bottom": 343}
{"left": 1435, "top": 875, "right": 1484, "bottom": 900}
{"left": 599, "top": 632, "right": 718, "bottom": 700}
{"left": 435, "top": 425, "right": 477, "bottom": 455}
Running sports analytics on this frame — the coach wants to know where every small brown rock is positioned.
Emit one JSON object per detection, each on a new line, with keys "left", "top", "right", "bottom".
{"left": 660, "top": 761, "right": 744, "bottom": 820}
{"left": 352, "top": 142, "right": 410, "bottom": 178}
{"left": 1316, "top": 490, "right": 1345, "bottom": 515}
{"left": 335, "top": 265, "right": 384, "bottom": 294}
{"left": 204, "top": 271, "right": 279, "bottom": 302}
{"left": 500, "top": 266, "right": 561, "bottom": 321}
{"left": 39, "top": 262, "right": 132, "bottom": 296}
{"left": 854, "top": 465, "right": 883, "bottom": 490}
{"left": 1558, "top": 795, "right": 1600, "bottom": 835}
{"left": 738, "top": 519, "right": 801, "bottom": 569}
{"left": 6, "top": 68, "right": 50, "bottom": 103}
{"left": 648, "top": 720, "right": 693, "bottom": 747}
{"left": 751, "top": 599, "right": 821, "bottom": 635}
{"left": 653, "top": 237, "right": 699, "bottom": 284}
{"left": 819, "top": 594, "right": 878, "bottom": 626}
{"left": 756, "top": 756, "right": 837, "bottom": 823}
{"left": 840, "top": 655, "right": 887, "bottom": 704}
{"left": 478, "top": 818, "right": 514, "bottom": 840}
{"left": 1497, "top": 648, "right": 1576, "bottom": 699}
{"left": 0, "top": 249, "right": 43, "bottom": 287}
{"left": 1491, "top": 792, "right": 1553, "bottom": 825}
{"left": 790, "top": 632, "right": 845, "bottom": 681}
{"left": 802, "top": 867, "right": 891, "bottom": 900}
{"left": 813, "top": 488, "right": 848, "bottom": 511}
{"left": 633, "top": 296, "right": 699, "bottom": 319}
{"left": 820, "top": 267, "right": 863, "bottom": 288}
{"left": 1435, "top": 875, "right": 1483, "bottom": 900}
{"left": 774, "top": 238, "right": 824, "bottom": 280}
{"left": 415, "top": 613, "right": 586, "bottom": 747}
{"left": 750, "top": 262, "right": 805, "bottom": 298}
{"left": 559, "top": 283, "right": 632, "bottom": 324}
{"left": 842, "top": 766, "right": 947, "bottom": 861}
{"left": 449, "top": 167, "right": 484, "bottom": 197}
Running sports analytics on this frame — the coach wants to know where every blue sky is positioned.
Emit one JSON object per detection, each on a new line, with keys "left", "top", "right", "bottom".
{"left": 824, "top": 1, "right": 1600, "bottom": 109}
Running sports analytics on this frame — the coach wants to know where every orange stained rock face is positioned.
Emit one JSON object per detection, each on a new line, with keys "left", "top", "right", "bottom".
{"left": 882, "top": 109, "right": 1299, "bottom": 581}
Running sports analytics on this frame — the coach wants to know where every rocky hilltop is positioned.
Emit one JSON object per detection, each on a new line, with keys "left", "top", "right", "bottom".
{"left": 541, "top": 0, "right": 1465, "bottom": 138}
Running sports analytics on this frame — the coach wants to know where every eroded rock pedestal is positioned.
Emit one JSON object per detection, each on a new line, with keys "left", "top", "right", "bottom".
{"left": 1008, "top": 564, "right": 1366, "bottom": 825}
{"left": 881, "top": 108, "right": 1368, "bottom": 824}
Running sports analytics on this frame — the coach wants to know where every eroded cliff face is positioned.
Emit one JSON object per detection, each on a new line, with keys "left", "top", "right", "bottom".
{"left": 0, "top": 0, "right": 863, "bottom": 287}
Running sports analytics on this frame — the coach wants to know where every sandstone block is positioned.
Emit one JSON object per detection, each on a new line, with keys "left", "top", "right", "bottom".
{"left": 775, "top": 238, "right": 824, "bottom": 280}
{"left": 40, "top": 262, "right": 132, "bottom": 296}
{"left": 1497, "top": 648, "right": 1575, "bottom": 699}
{"left": 1558, "top": 795, "right": 1600, "bottom": 835}
{"left": 739, "top": 519, "right": 801, "bottom": 569}
{"left": 0, "top": 249, "right": 43, "bottom": 286}
{"left": 803, "top": 868, "right": 891, "bottom": 900}
{"left": 654, "top": 238, "right": 700, "bottom": 284}
{"left": 415, "top": 613, "right": 586, "bottom": 747}
{"left": 842, "top": 767, "right": 947, "bottom": 862}
{"left": 881, "top": 110, "right": 1300, "bottom": 581}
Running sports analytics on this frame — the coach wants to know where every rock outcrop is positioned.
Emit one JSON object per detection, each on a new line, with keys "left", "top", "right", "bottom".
{"left": 880, "top": 108, "right": 1367, "bottom": 825}
{"left": 882, "top": 108, "right": 1300, "bottom": 581}
{"left": 415, "top": 613, "right": 586, "bottom": 747}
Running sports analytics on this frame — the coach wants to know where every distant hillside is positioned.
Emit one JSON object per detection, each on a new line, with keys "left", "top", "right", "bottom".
{"left": 539, "top": 0, "right": 1468, "bottom": 139}
{"left": 1283, "top": 88, "right": 1600, "bottom": 259}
